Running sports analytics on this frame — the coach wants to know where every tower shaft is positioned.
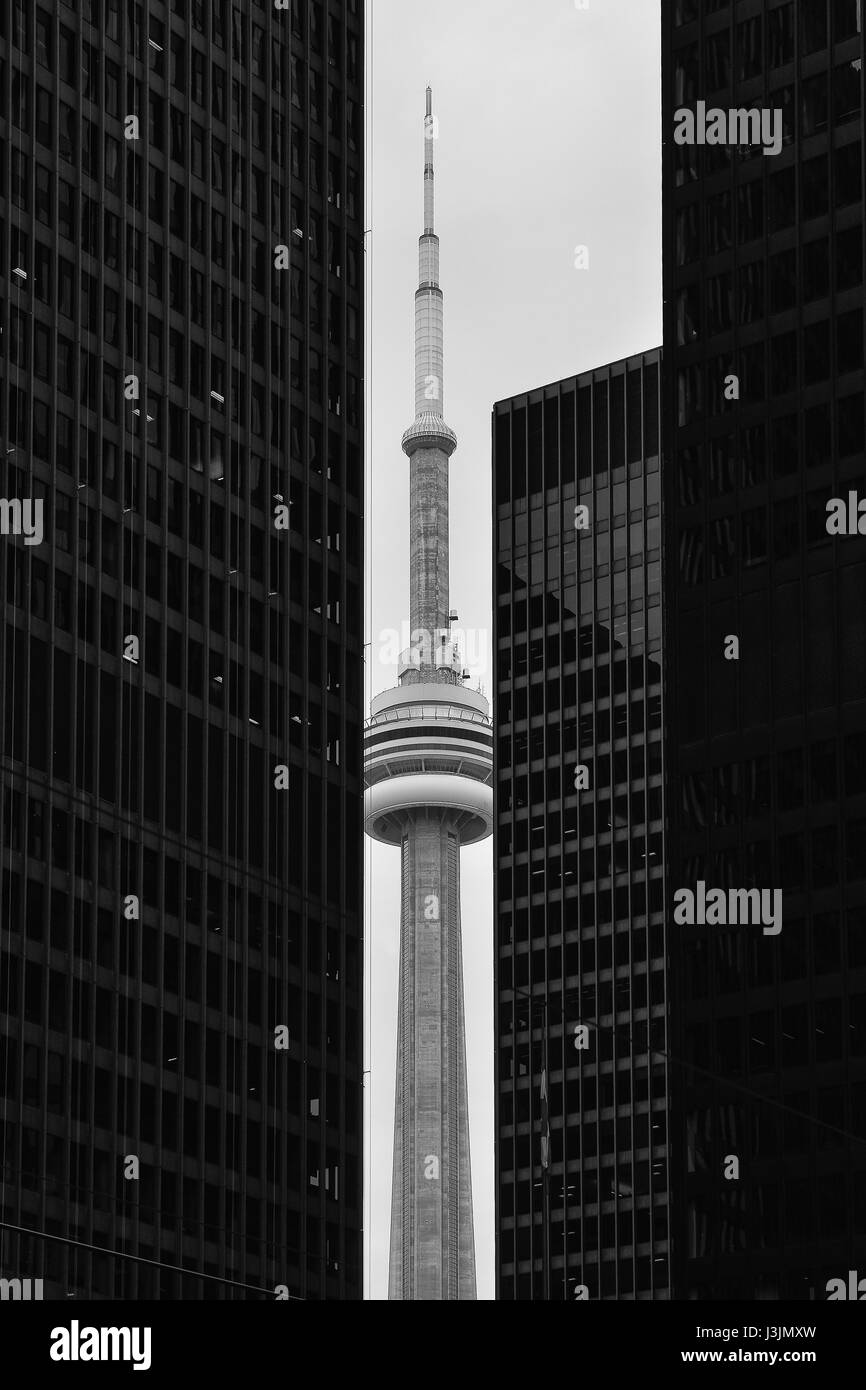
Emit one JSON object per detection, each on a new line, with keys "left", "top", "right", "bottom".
{"left": 409, "top": 449, "right": 450, "bottom": 653}
{"left": 388, "top": 814, "right": 476, "bottom": 1300}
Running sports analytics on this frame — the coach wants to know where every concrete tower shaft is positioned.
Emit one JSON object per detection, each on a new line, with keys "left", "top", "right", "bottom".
{"left": 388, "top": 815, "right": 476, "bottom": 1300}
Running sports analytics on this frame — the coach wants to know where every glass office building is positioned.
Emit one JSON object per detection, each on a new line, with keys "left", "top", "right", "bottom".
{"left": 493, "top": 352, "right": 669, "bottom": 1300}
{"left": 0, "top": 0, "right": 363, "bottom": 1299}
{"left": 663, "top": 0, "right": 866, "bottom": 1298}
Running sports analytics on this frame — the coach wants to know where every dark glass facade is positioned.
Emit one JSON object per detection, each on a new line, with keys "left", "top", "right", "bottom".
{"left": 0, "top": 0, "right": 363, "bottom": 1299}
{"left": 493, "top": 353, "right": 669, "bottom": 1300}
{"left": 663, "top": 0, "right": 866, "bottom": 1298}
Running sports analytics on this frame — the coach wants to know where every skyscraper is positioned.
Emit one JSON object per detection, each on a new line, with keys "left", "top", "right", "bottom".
{"left": 0, "top": 0, "right": 363, "bottom": 1300}
{"left": 492, "top": 352, "right": 668, "bottom": 1300}
{"left": 663, "top": 0, "right": 866, "bottom": 1298}
{"left": 364, "top": 88, "right": 492, "bottom": 1300}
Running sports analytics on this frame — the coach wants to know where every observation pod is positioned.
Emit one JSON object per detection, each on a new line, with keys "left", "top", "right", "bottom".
{"left": 364, "top": 683, "right": 494, "bottom": 848}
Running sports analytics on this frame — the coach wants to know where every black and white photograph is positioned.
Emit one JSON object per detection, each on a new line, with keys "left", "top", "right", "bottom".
{"left": 0, "top": 0, "right": 864, "bottom": 1371}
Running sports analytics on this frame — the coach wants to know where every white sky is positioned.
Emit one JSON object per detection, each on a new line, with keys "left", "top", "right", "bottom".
{"left": 363, "top": 0, "right": 662, "bottom": 1300}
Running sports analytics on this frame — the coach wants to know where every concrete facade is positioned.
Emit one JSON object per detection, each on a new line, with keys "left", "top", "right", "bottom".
{"left": 387, "top": 814, "right": 476, "bottom": 1300}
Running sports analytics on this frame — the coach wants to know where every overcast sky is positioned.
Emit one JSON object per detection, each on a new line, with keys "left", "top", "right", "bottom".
{"left": 364, "top": 0, "right": 663, "bottom": 1300}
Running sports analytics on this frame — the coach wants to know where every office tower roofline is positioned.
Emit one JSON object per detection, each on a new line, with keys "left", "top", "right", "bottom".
{"left": 491, "top": 344, "right": 665, "bottom": 409}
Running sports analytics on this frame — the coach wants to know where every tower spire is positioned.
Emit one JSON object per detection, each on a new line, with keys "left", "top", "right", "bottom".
{"left": 424, "top": 86, "right": 435, "bottom": 235}
{"left": 402, "top": 85, "right": 457, "bottom": 674}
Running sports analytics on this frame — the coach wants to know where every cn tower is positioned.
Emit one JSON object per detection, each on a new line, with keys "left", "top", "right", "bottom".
{"left": 365, "top": 88, "right": 494, "bottom": 1300}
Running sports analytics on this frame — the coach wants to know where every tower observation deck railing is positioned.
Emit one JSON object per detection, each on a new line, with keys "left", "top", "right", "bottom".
{"left": 364, "top": 702, "right": 491, "bottom": 732}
